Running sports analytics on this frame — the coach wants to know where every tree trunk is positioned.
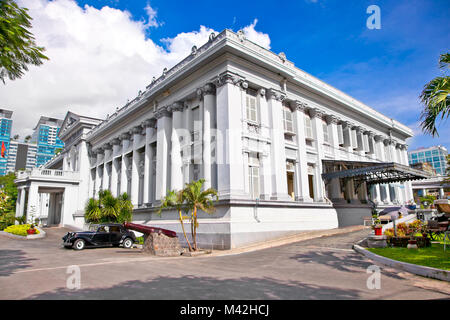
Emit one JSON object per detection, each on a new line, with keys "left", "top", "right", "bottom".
{"left": 193, "top": 206, "right": 198, "bottom": 251}
{"left": 179, "top": 209, "right": 193, "bottom": 252}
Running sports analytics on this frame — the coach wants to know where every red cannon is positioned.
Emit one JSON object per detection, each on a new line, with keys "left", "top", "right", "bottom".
{"left": 123, "top": 222, "right": 177, "bottom": 238}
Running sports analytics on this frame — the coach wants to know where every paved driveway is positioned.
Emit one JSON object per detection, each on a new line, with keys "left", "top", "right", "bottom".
{"left": 0, "top": 227, "right": 448, "bottom": 300}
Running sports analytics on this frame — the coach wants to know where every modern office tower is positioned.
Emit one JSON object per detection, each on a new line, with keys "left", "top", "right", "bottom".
{"left": 408, "top": 145, "right": 448, "bottom": 176}
{"left": 31, "top": 116, "right": 64, "bottom": 168}
{"left": 6, "top": 141, "right": 37, "bottom": 173}
{"left": 0, "top": 109, "right": 13, "bottom": 176}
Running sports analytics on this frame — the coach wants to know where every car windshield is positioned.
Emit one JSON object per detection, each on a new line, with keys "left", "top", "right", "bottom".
{"left": 88, "top": 224, "right": 99, "bottom": 232}
{"left": 97, "top": 226, "right": 109, "bottom": 233}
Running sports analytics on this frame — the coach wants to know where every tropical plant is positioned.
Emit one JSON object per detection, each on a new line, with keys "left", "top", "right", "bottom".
{"left": 0, "top": 173, "right": 17, "bottom": 214}
{"left": 420, "top": 52, "right": 450, "bottom": 137}
{"left": 158, "top": 189, "right": 193, "bottom": 252}
{"left": 4, "top": 223, "right": 39, "bottom": 236}
{"left": 24, "top": 135, "right": 31, "bottom": 142}
{"left": 0, "top": 0, "right": 49, "bottom": 83}
{"left": 182, "top": 179, "right": 218, "bottom": 251}
{"left": 84, "top": 190, "right": 133, "bottom": 224}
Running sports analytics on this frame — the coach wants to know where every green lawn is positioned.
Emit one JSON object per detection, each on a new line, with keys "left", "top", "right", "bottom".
{"left": 368, "top": 244, "right": 450, "bottom": 271}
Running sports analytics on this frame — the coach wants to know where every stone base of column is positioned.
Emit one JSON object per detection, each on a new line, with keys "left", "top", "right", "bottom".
{"left": 331, "top": 198, "right": 347, "bottom": 204}
{"left": 295, "top": 196, "right": 313, "bottom": 203}
{"left": 270, "top": 194, "right": 294, "bottom": 202}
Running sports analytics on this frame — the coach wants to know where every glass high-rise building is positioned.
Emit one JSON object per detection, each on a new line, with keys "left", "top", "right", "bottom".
{"left": 0, "top": 109, "right": 13, "bottom": 176}
{"left": 408, "top": 145, "right": 448, "bottom": 176}
{"left": 31, "top": 116, "right": 64, "bottom": 168}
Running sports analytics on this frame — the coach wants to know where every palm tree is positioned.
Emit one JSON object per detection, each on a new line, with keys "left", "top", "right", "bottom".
{"left": 182, "top": 179, "right": 218, "bottom": 251}
{"left": 116, "top": 192, "right": 133, "bottom": 223}
{"left": 84, "top": 190, "right": 132, "bottom": 223}
{"left": 420, "top": 52, "right": 450, "bottom": 137}
{"left": 158, "top": 189, "right": 193, "bottom": 252}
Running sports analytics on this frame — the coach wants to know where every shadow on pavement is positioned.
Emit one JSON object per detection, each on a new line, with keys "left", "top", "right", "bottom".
{"left": 27, "top": 275, "right": 361, "bottom": 300}
{"left": 289, "top": 250, "right": 404, "bottom": 280}
{"left": 0, "top": 249, "right": 36, "bottom": 277}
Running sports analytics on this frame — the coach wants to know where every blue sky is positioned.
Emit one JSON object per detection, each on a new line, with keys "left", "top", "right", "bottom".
{"left": 2, "top": 0, "right": 449, "bottom": 151}
{"left": 74, "top": 0, "right": 450, "bottom": 150}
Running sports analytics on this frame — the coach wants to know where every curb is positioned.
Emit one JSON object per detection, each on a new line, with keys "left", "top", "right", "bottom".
{"left": 353, "top": 244, "right": 449, "bottom": 282}
{"left": 206, "top": 225, "right": 369, "bottom": 257}
{"left": 0, "top": 226, "right": 46, "bottom": 240}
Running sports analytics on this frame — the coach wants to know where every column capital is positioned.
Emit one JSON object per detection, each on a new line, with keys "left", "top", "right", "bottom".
{"left": 374, "top": 134, "right": 383, "bottom": 142}
{"left": 132, "top": 126, "right": 143, "bottom": 135}
{"left": 142, "top": 118, "right": 157, "bottom": 128}
{"left": 267, "top": 88, "right": 286, "bottom": 102}
{"left": 154, "top": 106, "right": 171, "bottom": 119}
{"left": 169, "top": 101, "right": 184, "bottom": 112}
{"left": 111, "top": 138, "right": 121, "bottom": 145}
{"left": 215, "top": 70, "right": 244, "bottom": 87}
{"left": 290, "top": 100, "right": 309, "bottom": 112}
{"left": 202, "top": 82, "right": 216, "bottom": 96}
{"left": 102, "top": 143, "right": 112, "bottom": 151}
{"left": 341, "top": 120, "right": 354, "bottom": 128}
{"left": 120, "top": 132, "right": 131, "bottom": 141}
{"left": 257, "top": 88, "right": 266, "bottom": 97}
{"left": 325, "top": 114, "right": 339, "bottom": 124}
{"left": 308, "top": 107, "right": 324, "bottom": 119}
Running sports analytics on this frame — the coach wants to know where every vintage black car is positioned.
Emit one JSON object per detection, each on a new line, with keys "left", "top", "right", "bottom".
{"left": 62, "top": 223, "right": 136, "bottom": 250}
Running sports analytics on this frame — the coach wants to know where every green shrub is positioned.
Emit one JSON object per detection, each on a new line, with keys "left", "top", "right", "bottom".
{"left": 0, "top": 211, "right": 15, "bottom": 230}
{"left": 4, "top": 224, "right": 39, "bottom": 236}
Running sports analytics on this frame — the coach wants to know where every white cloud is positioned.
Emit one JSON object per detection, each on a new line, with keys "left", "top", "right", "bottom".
{"left": 144, "top": 2, "right": 161, "bottom": 28}
{"left": 0, "top": 0, "right": 270, "bottom": 139}
{"left": 242, "top": 19, "right": 271, "bottom": 50}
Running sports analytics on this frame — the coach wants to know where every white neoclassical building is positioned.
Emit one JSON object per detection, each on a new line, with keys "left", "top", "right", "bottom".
{"left": 14, "top": 29, "right": 429, "bottom": 249}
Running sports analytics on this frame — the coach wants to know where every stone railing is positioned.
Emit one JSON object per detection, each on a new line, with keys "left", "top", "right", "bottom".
{"left": 16, "top": 169, "right": 80, "bottom": 181}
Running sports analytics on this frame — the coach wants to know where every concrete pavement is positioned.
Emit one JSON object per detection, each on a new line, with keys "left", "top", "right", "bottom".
{"left": 0, "top": 227, "right": 449, "bottom": 299}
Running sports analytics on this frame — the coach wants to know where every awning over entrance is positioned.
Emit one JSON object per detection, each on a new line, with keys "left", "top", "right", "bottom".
{"left": 322, "top": 160, "right": 432, "bottom": 185}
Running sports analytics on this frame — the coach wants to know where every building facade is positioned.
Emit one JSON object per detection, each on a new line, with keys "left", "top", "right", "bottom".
{"left": 408, "top": 145, "right": 448, "bottom": 176}
{"left": 31, "top": 116, "right": 64, "bottom": 168}
{"left": 0, "top": 109, "right": 13, "bottom": 176}
{"left": 6, "top": 141, "right": 37, "bottom": 173}
{"left": 15, "top": 30, "right": 419, "bottom": 249}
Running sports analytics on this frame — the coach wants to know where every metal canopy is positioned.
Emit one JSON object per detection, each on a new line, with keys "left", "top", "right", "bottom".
{"left": 322, "top": 160, "right": 432, "bottom": 186}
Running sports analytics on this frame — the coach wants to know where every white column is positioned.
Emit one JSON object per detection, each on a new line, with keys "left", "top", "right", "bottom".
{"left": 259, "top": 153, "right": 271, "bottom": 200}
{"left": 327, "top": 115, "right": 340, "bottom": 159}
{"left": 267, "top": 88, "right": 290, "bottom": 201}
{"left": 131, "top": 126, "right": 142, "bottom": 206}
{"left": 258, "top": 88, "right": 272, "bottom": 200}
{"left": 16, "top": 188, "right": 26, "bottom": 218}
{"left": 292, "top": 101, "right": 312, "bottom": 202}
{"left": 155, "top": 107, "right": 172, "bottom": 201}
{"left": 120, "top": 133, "right": 130, "bottom": 195}
{"left": 170, "top": 102, "right": 184, "bottom": 191}
{"left": 330, "top": 178, "right": 343, "bottom": 202}
{"left": 102, "top": 146, "right": 111, "bottom": 192}
{"left": 26, "top": 183, "right": 39, "bottom": 222}
{"left": 310, "top": 108, "right": 325, "bottom": 202}
{"left": 110, "top": 139, "right": 120, "bottom": 197}
{"left": 142, "top": 119, "right": 155, "bottom": 204}
{"left": 201, "top": 83, "right": 216, "bottom": 190}
{"left": 215, "top": 71, "right": 245, "bottom": 199}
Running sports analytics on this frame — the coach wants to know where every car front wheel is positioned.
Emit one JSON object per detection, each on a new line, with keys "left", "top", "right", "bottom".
{"left": 123, "top": 238, "right": 133, "bottom": 249}
{"left": 73, "top": 239, "right": 85, "bottom": 250}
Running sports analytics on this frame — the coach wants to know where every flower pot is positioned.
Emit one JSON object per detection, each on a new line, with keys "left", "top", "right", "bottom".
{"left": 374, "top": 227, "right": 383, "bottom": 236}
{"left": 407, "top": 239, "right": 418, "bottom": 249}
